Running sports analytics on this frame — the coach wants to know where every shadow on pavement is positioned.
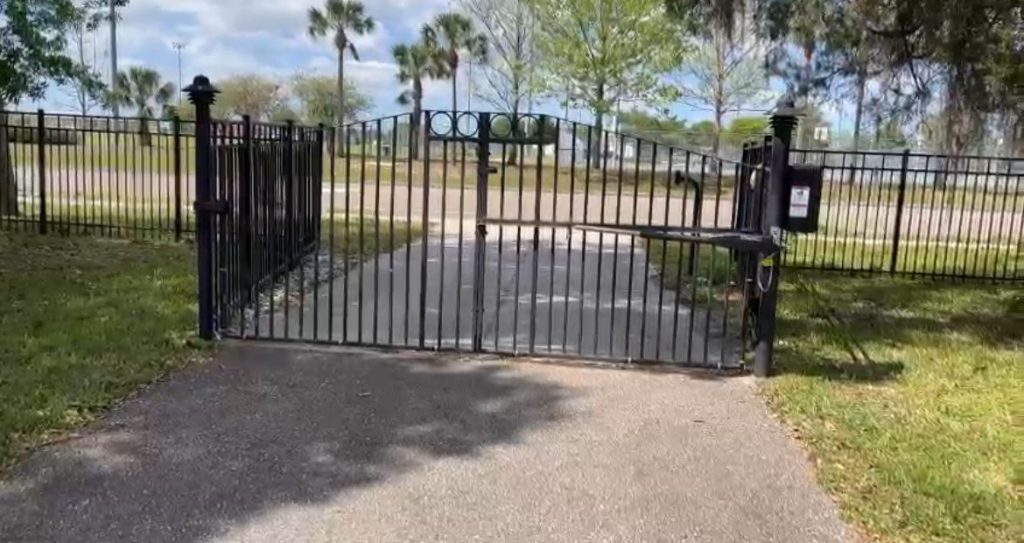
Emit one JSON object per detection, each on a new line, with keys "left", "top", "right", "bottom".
{"left": 0, "top": 345, "right": 569, "bottom": 543}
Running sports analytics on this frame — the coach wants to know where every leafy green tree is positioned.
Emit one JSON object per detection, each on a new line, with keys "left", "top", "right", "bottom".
{"left": 723, "top": 115, "right": 768, "bottom": 146}
{"left": 106, "top": 66, "right": 175, "bottom": 147}
{"left": 687, "top": 120, "right": 717, "bottom": 148}
{"left": 458, "top": 0, "right": 535, "bottom": 162}
{"left": 308, "top": 0, "right": 375, "bottom": 150}
{"left": 393, "top": 41, "right": 447, "bottom": 160}
{"left": 422, "top": 12, "right": 488, "bottom": 113}
{"left": 65, "top": 1, "right": 110, "bottom": 115}
{"left": 525, "top": 0, "right": 684, "bottom": 167}
{"left": 675, "top": 29, "right": 770, "bottom": 158}
{"left": 212, "top": 74, "right": 286, "bottom": 121}
{"left": 0, "top": 0, "right": 90, "bottom": 215}
{"left": 291, "top": 73, "right": 372, "bottom": 127}
{"left": 618, "top": 109, "right": 690, "bottom": 147}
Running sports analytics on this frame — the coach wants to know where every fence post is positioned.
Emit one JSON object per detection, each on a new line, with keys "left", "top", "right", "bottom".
{"left": 471, "top": 112, "right": 491, "bottom": 352}
{"left": 754, "top": 96, "right": 798, "bottom": 378}
{"left": 172, "top": 115, "right": 182, "bottom": 241}
{"left": 185, "top": 75, "right": 220, "bottom": 340}
{"left": 889, "top": 149, "right": 911, "bottom": 275}
{"left": 37, "top": 109, "right": 47, "bottom": 235}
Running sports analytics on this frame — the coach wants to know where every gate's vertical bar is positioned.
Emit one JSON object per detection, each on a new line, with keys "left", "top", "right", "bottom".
{"left": 754, "top": 99, "right": 797, "bottom": 377}
{"left": 313, "top": 123, "right": 325, "bottom": 341}
{"left": 889, "top": 149, "right": 910, "bottom": 274}
{"left": 328, "top": 126, "right": 338, "bottom": 342}
{"left": 239, "top": 115, "right": 254, "bottom": 335}
{"left": 472, "top": 112, "right": 491, "bottom": 352}
{"left": 185, "top": 76, "right": 220, "bottom": 340}
{"left": 37, "top": 110, "right": 47, "bottom": 235}
{"left": 173, "top": 116, "right": 183, "bottom": 241}
{"left": 283, "top": 120, "right": 294, "bottom": 339}
{"left": 418, "top": 112, "right": 432, "bottom": 348}
{"left": 528, "top": 117, "right": 545, "bottom": 354}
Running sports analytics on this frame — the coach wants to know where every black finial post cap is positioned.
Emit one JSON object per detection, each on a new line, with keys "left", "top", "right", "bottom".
{"left": 184, "top": 75, "right": 219, "bottom": 105}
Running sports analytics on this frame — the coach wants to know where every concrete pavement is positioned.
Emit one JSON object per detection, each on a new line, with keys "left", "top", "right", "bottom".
{"left": 0, "top": 343, "right": 855, "bottom": 543}
{"left": 271, "top": 227, "right": 739, "bottom": 367}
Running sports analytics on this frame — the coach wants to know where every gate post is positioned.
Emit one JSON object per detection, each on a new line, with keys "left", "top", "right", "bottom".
{"left": 754, "top": 97, "right": 798, "bottom": 377}
{"left": 185, "top": 75, "right": 220, "bottom": 340}
{"left": 471, "top": 112, "right": 491, "bottom": 352}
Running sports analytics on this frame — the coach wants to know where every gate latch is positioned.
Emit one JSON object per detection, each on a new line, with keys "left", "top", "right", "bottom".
{"left": 193, "top": 200, "right": 230, "bottom": 215}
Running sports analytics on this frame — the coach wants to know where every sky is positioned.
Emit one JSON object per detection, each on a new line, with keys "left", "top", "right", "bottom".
{"left": 33, "top": 0, "right": 852, "bottom": 132}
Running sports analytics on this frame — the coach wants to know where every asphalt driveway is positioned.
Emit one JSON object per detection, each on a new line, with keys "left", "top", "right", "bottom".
{"left": 0, "top": 343, "right": 853, "bottom": 542}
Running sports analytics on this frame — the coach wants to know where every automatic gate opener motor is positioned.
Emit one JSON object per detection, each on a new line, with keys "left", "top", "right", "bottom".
{"left": 781, "top": 164, "right": 823, "bottom": 233}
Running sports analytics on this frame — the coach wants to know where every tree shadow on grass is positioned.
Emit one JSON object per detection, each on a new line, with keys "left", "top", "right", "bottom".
{"left": 0, "top": 345, "right": 569, "bottom": 543}
{"left": 774, "top": 273, "right": 1023, "bottom": 382}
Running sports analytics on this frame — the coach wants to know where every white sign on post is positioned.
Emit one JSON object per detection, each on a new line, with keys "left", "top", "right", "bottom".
{"left": 789, "top": 186, "right": 810, "bottom": 219}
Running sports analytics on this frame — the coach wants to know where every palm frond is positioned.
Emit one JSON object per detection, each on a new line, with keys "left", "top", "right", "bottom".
{"left": 308, "top": 8, "right": 329, "bottom": 38}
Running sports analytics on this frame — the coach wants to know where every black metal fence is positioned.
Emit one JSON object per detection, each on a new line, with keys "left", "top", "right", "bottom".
{"left": 4, "top": 109, "right": 1018, "bottom": 283}
{"left": 213, "top": 120, "right": 324, "bottom": 332}
{"left": 195, "top": 106, "right": 781, "bottom": 372}
{"left": 784, "top": 148, "right": 1023, "bottom": 281}
{"left": 0, "top": 110, "right": 197, "bottom": 240}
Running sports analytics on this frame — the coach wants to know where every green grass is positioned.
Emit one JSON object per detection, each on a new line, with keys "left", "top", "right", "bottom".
{"left": 322, "top": 216, "right": 421, "bottom": 262}
{"left": 820, "top": 179, "right": 1024, "bottom": 212}
{"left": 646, "top": 241, "right": 735, "bottom": 292}
{"left": 0, "top": 233, "right": 201, "bottom": 470}
{"left": 784, "top": 235, "right": 1023, "bottom": 277}
{"left": 10, "top": 131, "right": 191, "bottom": 174}
{"left": 0, "top": 218, "right": 419, "bottom": 471}
{"left": 327, "top": 154, "right": 735, "bottom": 195}
{"left": 762, "top": 273, "right": 1022, "bottom": 542}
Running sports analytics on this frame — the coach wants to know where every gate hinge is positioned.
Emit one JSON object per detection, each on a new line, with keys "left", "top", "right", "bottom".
{"left": 193, "top": 200, "right": 230, "bottom": 215}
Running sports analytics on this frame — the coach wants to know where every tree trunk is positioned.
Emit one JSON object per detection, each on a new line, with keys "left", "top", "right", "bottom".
{"left": 590, "top": 82, "right": 605, "bottom": 170}
{"left": 139, "top": 117, "right": 152, "bottom": 147}
{"left": 78, "top": 28, "right": 88, "bottom": 116}
{"left": 451, "top": 66, "right": 458, "bottom": 113}
{"left": 508, "top": 101, "right": 520, "bottom": 166}
{"left": 109, "top": 0, "right": 119, "bottom": 119}
{"left": 711, "top": 103, "right": 723, "bottom": 173}
{"left": 412, "top": 80, "right": 423, "bottom": 161}
{"left": 852, "top": 70, "right": 866, "bottom": 152}
{"left": 846, "top": 71, "right": 867, "bottom": 185}
{"left": 337, "top": 52, "right": 346, "bottom": 156}
{"left": 0, "top": 110, "right": 19, "bottom": 216}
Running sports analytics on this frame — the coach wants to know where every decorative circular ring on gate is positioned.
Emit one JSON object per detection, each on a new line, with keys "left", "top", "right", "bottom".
{"left": 428, "top": 111, "right": 455, "bottom": 138}
{"left": 489, "top": 113, "right": 515, "bottom": 139}
{"left": 454, "top": 112, "right": 479, "bottom": 138}
{"left": 518, "top": 114, "right": 547, "bottom": 139}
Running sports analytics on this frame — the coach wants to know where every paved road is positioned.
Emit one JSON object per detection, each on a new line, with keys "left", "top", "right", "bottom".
{"left": 0, "top": 343, "right": 854, "bottom": 543}
{"left": 268, "top": 227, "right": 738, "bottom": 367}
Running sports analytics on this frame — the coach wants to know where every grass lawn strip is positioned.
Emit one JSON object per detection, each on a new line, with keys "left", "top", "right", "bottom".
{"left": 763, "top": 272, "right": 1022, "bottom": 542}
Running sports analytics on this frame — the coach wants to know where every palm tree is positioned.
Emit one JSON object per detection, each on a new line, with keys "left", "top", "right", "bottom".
{"left": 308, "top": 0, "right": 375, "bottom": 153}
{"left": 422, "top": 13, "right": 487, "bottom": 113}
{"left": 393, "top": 41, "right": 447, "bottom": 160}
{"left": 107, "top": 67, "right": 175, "bottom": 147}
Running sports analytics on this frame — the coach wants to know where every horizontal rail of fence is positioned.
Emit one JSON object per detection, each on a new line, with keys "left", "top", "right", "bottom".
{"left": 783, "top": 148, "right": 1023, "bottom": 281}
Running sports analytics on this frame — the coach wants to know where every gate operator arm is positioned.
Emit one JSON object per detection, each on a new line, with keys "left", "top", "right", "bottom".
{"left": 781, "top": 164, "right": 823, "bottom": 233}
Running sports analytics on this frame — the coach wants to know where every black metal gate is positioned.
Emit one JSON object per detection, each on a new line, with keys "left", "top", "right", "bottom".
{"left": 188, "top": 79, "right": 788, "bottom": 373}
